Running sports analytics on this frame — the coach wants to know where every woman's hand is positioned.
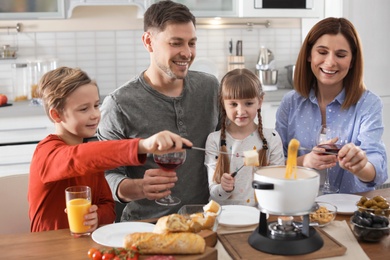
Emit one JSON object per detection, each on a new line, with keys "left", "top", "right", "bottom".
{"left": 221, "top": 173, "right": 235, "bottom": 192}
{"left": 85, "top": 204, "right": 99, "bottom": 232}
{"left": 338, "top": 143, "right": 366, "bottom": 171}
{"left": 301, "top": 147, "right": 337, "bottom": 170}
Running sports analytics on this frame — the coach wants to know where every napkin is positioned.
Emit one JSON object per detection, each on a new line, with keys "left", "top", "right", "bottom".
{"left": 217, "top": 224, "right": 257, "bottom": 234}
{"left": 320, "top": 220, "right": 369, "bottom": 260}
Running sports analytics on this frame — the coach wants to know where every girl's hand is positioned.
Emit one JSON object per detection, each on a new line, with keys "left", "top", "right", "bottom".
{"left": 138, "top": 130, "right": 193, "bottom": 154}
{"left": 221, "top": 173, "right": 235, "bottom": 192}
{"left": 85, "top": 204, "right": 99, "bottom": 232}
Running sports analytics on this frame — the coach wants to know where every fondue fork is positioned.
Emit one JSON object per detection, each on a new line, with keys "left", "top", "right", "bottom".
{"left": 183, "top": 144, "right": 244, "bottom": 158}
{"left": 230, "top": 164, "right": 245, "bottom": 177}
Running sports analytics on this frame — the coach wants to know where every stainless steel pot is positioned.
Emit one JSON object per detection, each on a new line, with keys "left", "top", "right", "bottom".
{"left": 285, "top": 64, "right": 295, "bottom": 88}
{"left": 256, "top": 69, "right": 278, "bottom": 85}
{"left": 252, "top": 166, "right": 320, "bottom": 215}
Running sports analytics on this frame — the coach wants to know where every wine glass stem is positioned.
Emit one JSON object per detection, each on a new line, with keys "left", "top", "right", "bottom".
{"left": 165, "top": 195, "right": 175, "bottom": 204}
{"left": 323, "top": 169, "right": 331, "bottom": 190}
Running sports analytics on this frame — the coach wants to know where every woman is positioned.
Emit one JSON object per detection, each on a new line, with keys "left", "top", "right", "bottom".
{"left": 276, "top": 17, "right": 387, "bottom": 193}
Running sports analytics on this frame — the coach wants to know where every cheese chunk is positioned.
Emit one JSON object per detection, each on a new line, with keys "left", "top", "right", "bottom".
{"left": 243, "top": 149, "right": 259, "bottom": 166}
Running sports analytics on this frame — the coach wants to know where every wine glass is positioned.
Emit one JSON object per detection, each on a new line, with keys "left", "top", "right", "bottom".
{"left": 153, "top": 151, "right": 186, "bottom": 206}
{"left": 317, "top": 125, "right": 342, "bottom": 194}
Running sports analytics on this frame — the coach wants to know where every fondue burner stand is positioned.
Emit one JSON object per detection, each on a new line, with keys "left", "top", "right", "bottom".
{"left": 248, "top": 211, "right": 323, "bottom": 255}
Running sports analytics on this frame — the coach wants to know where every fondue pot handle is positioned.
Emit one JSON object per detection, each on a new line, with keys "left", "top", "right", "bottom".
{"left": 252, "top": 180, "right": 274, "bottom": 190}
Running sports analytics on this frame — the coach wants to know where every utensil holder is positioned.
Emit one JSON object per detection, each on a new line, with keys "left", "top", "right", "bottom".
{"left": 227, "top": 56, "right": 245, "bottom": 72}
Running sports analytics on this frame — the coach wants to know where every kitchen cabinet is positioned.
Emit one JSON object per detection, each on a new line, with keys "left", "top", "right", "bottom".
{"left": 171, "top": 0, "right": 324, "bottom": 18}
{"left": 66, "top": 0, "right": 149, "bottom": 18}
{"left": 0, "top": 102, "right": 54, "bottom": 177}
{"left": 0, "top": 0, "right": 65, "bottom": 19}
{"left": 261, "top": 101, "right": 280, "bottom": 129}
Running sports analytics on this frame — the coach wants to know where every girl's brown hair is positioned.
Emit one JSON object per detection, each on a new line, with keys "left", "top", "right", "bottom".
{"left": 213, "top": 68, "right": 268, "bottom": 183}
{"left": 38, "top": 67, "right": 97, "bottom": 122}
{"left": 294, "top": 17, "right": 365, "bottom": 109}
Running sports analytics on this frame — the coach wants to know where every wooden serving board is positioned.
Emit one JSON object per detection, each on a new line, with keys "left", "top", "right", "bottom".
{"left": 218, "top": 228, "right": 346, "bottom": 259}
{"left": 139, "top": 247, "right": 217, "bottom": 260}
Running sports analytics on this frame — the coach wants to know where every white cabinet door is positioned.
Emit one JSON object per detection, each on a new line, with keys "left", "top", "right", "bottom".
{"left": 0, "top": 115, "right": 54, "bottom": 177}
{"left": 171, "top": 0, "right": 324, "bottom": 18}
{"left": 0, "top": 145, "right": 35, "bottom": 177}
{"left": 172, "top": 0, "right": 238, "bottom": 17}
{"left": 261, "top": 101, "right": 280, "bottom": 129}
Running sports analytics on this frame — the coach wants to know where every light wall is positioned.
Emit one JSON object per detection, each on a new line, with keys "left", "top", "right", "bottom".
{"left": 0, "top": 6, "right": 301, "bottom": 98}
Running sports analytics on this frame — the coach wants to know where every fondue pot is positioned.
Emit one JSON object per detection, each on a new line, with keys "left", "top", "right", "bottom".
{"left": 249, "top": 166, "right": 323, "bottom": 255}
{"left": 252, "top": 166, "right": 320, "bottom": 215}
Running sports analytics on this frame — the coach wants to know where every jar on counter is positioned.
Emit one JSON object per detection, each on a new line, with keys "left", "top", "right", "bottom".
{"left": 28, "top": 58, "right": 58, "bottom": 104}
{"left": 11, "top": 63, "right": 30, "bottom": 102}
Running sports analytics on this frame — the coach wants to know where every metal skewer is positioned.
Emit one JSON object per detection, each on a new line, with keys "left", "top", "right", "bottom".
{"left": 183, "top": 144, "right": 244, "bottom": 157}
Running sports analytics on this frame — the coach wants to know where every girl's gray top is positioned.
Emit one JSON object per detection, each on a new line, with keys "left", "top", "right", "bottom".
{"left": 97, "top": 70, "right": 220, "bottom": 221}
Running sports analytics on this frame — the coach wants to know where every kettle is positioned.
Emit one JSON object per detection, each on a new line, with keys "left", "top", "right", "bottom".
{"left": 256, "top": 46, "right": 274, "bottom": 70}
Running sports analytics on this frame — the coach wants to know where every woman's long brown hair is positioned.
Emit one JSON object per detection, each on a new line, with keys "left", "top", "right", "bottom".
{"left": 213, "top": 68, "right": 268, "bottom": 183}
{"left": 294, "top": 17, "right": 365, "bottom": 109}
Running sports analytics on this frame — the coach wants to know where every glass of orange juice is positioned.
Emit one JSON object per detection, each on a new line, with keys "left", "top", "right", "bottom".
{"left": 65, "top": 186, "right": 91, "bottom": 237}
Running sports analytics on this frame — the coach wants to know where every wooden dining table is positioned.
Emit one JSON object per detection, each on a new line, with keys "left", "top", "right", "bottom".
{"left": 1, "top": 188, "right": 389, "bottom": 259}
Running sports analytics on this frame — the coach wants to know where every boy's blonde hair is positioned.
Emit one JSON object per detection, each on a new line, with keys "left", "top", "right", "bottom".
{"left": 38, "top": 67, "right": 97, "bottom": 122}
{"left": 214, "top": 68, "right": 268, "bottom": 183}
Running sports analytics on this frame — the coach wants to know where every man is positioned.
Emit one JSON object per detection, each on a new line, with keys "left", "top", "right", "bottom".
{"left": 97, "top": 0, "right": 219, "bottom": 221}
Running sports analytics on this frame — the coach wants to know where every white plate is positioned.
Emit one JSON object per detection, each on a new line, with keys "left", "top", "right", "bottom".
{"left": 92, "top": 222, "right": 155, "bottom": 247}
{"left": 219, "top": 205, "right": 260, "bottom": 227}
{"left": 316, "top": 194, "right": 362, "bottom": 215}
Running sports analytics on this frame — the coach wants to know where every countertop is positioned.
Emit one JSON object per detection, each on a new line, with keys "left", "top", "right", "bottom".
{"left": 263, "top": 88, "right": 292, "bottom": 102}
{"left": 0, "top": 90, "right": 292, "bottom": 119}
{"left": 0, "top": 100, "right": 46, "bottom": 118}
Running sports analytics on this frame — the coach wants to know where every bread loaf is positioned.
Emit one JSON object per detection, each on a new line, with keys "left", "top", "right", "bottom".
{"left": 153, "top": 214, "right": 190, "bottom": 234}
{"left": 203, "top": 200, "right": 221, "bottom": 214}
{"left": 124, "top": 232, "right": 206, "bottom": 254}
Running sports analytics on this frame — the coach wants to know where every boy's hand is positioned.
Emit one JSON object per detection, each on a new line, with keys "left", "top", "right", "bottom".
{"left": 138, "top": 130, "right": 192, "bottom": 154}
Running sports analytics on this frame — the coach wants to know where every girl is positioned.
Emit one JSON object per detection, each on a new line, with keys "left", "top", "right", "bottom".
{"left": 205, "top": 68, "right": 284, "bottom": 206}
{"left": 28, "top": 67, "right": 192, "bottom": 232}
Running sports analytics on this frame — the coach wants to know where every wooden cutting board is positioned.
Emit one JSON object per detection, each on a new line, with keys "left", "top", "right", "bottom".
{"left": 218, "top": 228, "right": 346, "bottom": 259}
{"left": 139, "top": 247, "right": 217, "bottom": 260}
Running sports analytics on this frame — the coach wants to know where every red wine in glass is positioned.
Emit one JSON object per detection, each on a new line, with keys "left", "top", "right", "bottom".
{"left": 153, "top": 151, "right": 186, "bottom": 206}
{"left": 155, "top": 158, "right": 185, "bottom": 171}
{"left": 317, "top": 143, "right": 342, "bottom": 154}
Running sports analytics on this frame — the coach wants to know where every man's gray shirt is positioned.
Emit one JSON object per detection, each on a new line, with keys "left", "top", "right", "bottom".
{"left": 97, "top": 70, "right": 219, "bottom": 221}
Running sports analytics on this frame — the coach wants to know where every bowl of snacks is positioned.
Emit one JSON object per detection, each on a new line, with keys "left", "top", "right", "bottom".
{"left": 356, "top": 196, "right": 390, "bottom": 217}
{"left": 350, "top": 210, "right": 390, "bottom": 242}
{"left": 309, "top": 202, "right": 337, "bottom": 227}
